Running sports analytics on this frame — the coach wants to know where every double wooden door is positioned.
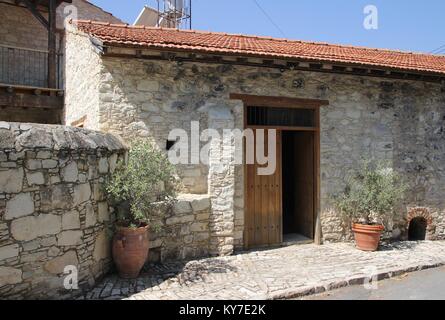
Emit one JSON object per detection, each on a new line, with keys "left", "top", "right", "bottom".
{"left": 245, "top": 129, "right": 282, "bottom": 247}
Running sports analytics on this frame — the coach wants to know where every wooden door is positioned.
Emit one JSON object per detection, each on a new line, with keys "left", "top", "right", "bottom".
{"left": 245, "top": 129, "right": 282, "bottom": 248}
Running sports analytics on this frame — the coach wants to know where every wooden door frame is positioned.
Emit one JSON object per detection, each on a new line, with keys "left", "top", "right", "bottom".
{"left": 230, "top": 93, "right": 329, "bottom": 248}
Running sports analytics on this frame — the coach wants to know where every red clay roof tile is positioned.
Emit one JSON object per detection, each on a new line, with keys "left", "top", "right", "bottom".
{"left": 74, "top": 20, "right": 445, "bottom": 76}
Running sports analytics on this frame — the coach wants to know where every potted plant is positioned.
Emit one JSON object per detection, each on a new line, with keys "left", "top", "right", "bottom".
{"left": 333, "top": 161, "right": 406, "bottom": 251}
{"left": 105, "top": 141, "right": 178, "bottom": 278}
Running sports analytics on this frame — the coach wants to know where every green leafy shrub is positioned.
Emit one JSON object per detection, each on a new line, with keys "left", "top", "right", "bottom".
{"left": 105, "top": 140, "right": 178, "bottom": 229}
{"left": 332, "top": 160, "right": 407, "bottom": 225}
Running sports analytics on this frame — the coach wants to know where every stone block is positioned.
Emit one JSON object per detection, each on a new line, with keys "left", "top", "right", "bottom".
{"left": 0, "top": 122, "right": 10, "bottom": 130}
{"left": 1, "top": 162, "right": 17, "bottom": 168}
{"left": 57, "top": 231, "right": 83, "bottom": 246}
{"left": 191, "top": 197, "right": 211, "bottom": 212}
{"left": 196, "top": 212, "right": 210, "bottom": 221}
{"left": 173, "top": 200, "right": 193, "bottom": 215}
{"left": 137, "top": 80, "right": 159, "bottom": 92}
{"left": 0, "top": 267, "right": 22, "bottom": 286}
{"left": 42, "top": 160, "right": 58, "bottom": 169}
{"left": 73, "top": 183, "right": 92, "bottom": 206}
{"left": 22, "top": 240, "right": 40, "bottom": 252}
{"left": 11, "top": 214, "right": 61, "bottom": 241}
{"left": 0, "top": 130, "right": 16, "bottom": 149}
{"left": 85, "top": 203, "right": 97, "bottom": 228}
{"left": 25, "top": 160, "right": 42, "bottom": 170}
{"left": 36, "top": 151, "right": 52, "bottom": 159}
{"left": 61, "top": 161, "right": 78, "bottom": 182}
{"left": 149, "top": 239, "right": 162, "bottom": 249}
{"left": 194, "top": 232, "right": 210, "bottom": 242}
{"left": 5, "top": 193, "right": 35, "bottom": 220}
{"left": 93, "top": 230, "right": 110, "bottom": 262}
{"left": 0, "top": 244, "right": 20, "bottom": 260}
{"left": 47, "top": 246, "right": 60, "bottom": 257}
{"left": 166, "top": 214, "right": 194, "bottom": 225}
{"left": 141, "top": 103, "right": 160, "bottom": 112}
{"left": 40, "top": 185, "right": 73, "bottom": 211}
{"left": 190, "top": 222, "right": 208, "bottom": 232}
{"left": 44, "top": 251, "right": 79, "bottom": 275}
{"left": 182, "top": 168, "right": 202, "bottom": 177}
{"left": 98, "top": 202, "right": 110, "bottom": 222}
{"left": 98, "top": 158, "right": 109, "bottom": 174}
{"left": 108, "top": 154, "right": 118, "bottom": 173}
{"left": 27, "top": 171, "right": 45, "bottom": 185}
{"left": 0, "top": 168, "right": 24, "bottom": 193}
{"left": 62, "top": 211, "right": 81, "bottom": 230}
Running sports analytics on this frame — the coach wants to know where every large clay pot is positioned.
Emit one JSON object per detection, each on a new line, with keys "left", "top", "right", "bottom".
{"left": 112, "top": 224, "right": 149, "bottom": 279}
{"left": 352, "top": 223, "right": 384, "bottom": 252}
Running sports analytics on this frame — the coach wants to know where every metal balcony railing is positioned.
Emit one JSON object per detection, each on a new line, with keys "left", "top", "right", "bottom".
{"left": 0, "top": 44, "right": 64, "bottom": 89}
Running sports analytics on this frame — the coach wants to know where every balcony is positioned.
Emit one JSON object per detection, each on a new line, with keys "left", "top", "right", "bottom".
{"left": 0, "top": 44, "right": 64, "bottom": 89}
{"left": 0, "top": 45, "right": 64, "bottom": 124}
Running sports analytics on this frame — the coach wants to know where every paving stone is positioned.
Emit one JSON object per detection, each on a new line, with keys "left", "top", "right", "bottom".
{"left": 87, "top": 241, "right": 445, "bottom": 300}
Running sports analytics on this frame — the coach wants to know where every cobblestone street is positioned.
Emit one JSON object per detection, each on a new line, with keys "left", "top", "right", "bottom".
{"left": 81, "top": 240, "right": 445, "bottom": 300}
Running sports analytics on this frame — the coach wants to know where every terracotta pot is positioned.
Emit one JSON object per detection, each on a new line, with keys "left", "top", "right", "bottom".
{"left": 352, "top": 223, "right": 384, "bottom": 252}
{"left": 112, "top": 224, "right": 149, "bottom": 279}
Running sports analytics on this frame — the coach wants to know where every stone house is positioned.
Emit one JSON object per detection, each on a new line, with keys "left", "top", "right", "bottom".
{"left": 0, "top": 0, "right": 123, "bottom": 124}
{"left": 62, "top": 20, "right": 445, "bottom": 259}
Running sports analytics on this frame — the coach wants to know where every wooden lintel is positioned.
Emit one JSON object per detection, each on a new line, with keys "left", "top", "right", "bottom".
{"left": 0, "top": 92, "right": 63, "bottom": 109}
{"left": 230, "top": 93, "right": 329, "bottom": 108}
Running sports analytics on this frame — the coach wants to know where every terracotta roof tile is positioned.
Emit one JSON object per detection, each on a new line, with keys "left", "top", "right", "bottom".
{"left": 74, "top": 20, "right": 445, "bottom": 76}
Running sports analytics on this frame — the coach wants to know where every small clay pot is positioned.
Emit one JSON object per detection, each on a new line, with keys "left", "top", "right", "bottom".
{"left": 352, "top": 223, "right": 384, "bottom": 252}
{"left": 112, "top": 224, "right": 149, "bottom": 279}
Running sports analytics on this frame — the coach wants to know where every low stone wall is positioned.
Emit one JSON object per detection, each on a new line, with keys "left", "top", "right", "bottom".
{"left": 0, "top": 122, "right": 126, "bottom": 299}
{"left": 149, "top": 194, "right": 213, "bottom": 262}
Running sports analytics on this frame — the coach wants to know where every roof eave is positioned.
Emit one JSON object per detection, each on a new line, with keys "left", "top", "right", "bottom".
{"left": 99, "top": 42, "right": 445, "bottom": 83}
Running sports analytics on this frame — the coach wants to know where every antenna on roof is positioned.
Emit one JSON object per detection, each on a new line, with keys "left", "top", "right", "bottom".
{"left": 156, "top": 0, "right": 192, "bottom": 29}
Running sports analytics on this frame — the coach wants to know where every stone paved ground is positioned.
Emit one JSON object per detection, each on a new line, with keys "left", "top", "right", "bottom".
{"left": 82, "top": 241, "right": 445, "bottom": 300}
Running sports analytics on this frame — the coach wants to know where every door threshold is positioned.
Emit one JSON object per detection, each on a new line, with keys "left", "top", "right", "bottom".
{"left": 282, "top": 233, "right": 313, "bottom": 246}
{"left": 243, "top": 234, "right": 314, "bottom": 252}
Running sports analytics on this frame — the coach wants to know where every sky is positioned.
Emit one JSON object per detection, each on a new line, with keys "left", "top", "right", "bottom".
{"left": 89, "top": 0, "right": 445, "bottom": 54}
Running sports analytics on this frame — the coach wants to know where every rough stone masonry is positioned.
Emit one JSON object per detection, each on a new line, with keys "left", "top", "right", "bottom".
{"left": 0, "top": 122, "right": 223, "bottom": 299}
{"left": 0, "top": 122, "right": 126, "bottom": 299}
{"left": 65, "top": 28, "right": 445, "bottom": 250}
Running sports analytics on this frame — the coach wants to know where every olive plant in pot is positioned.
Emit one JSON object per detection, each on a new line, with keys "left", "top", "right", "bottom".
{"left": 105, "top": 141, "right": 178, "bottom": 278}
{"left": 333, "top": 161, "right": 406, "bottom": 251}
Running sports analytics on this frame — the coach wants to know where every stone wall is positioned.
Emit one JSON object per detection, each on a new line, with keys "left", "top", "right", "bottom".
{"left": 64, "top": 31, "right": 445, "bottom": 249}
{"left": 149, "top": 194, "right": 213, "bottom": 262}
{"left": 64, "top": 28, "right": 101, "bottom": 129}
{"left": 0, "top": 122, "right": 126, "bottom": 299}
{"left": 0, "top": 0, "right": 123, "bottom": 91}
{"left": 0, "top": 0, "right": 123, "bottom": 51}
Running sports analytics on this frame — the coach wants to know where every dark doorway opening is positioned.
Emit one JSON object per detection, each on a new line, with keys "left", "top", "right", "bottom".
{"left": 282, "top": 131, "right": 315, "bottom": 241}
{"left": 408, "top": 217, "right": 427, "bottom": 241}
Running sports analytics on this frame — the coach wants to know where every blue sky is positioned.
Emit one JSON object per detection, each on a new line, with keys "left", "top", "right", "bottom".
{"left": 90, "top": 0, "right": 445, "bottom": 54}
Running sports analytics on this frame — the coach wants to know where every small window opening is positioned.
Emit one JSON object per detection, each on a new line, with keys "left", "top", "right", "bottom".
{"left": 247, "top": 106, "right": 315, "bottom": 127}
{"left": 166, "top": 139, "right": 177, "bottom": 151}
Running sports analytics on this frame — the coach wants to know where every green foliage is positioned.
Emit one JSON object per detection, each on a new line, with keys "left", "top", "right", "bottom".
{"left": 105, "top": 140, "right": 178, "bottom": 229}
{"left": 332, "top": 160, "right": 407, "bottom": 225}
